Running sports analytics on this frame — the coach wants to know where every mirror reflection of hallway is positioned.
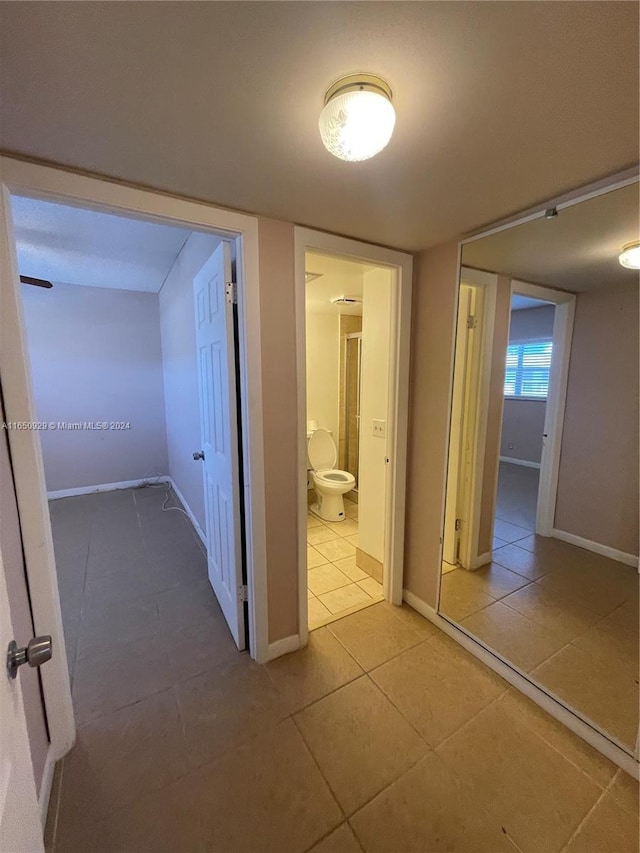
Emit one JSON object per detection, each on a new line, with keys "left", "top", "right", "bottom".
{"left": 439, "top": 181, "right": 639, "bottom": 752}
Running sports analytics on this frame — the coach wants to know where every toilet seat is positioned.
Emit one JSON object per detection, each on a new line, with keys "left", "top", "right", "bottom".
{"left": 315, "top": 469, "right": 355, "bottom": 485}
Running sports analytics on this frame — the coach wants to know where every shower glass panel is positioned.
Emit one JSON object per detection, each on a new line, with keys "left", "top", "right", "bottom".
{"left": 345, "top": 334, "right": 362, "bottom": 487}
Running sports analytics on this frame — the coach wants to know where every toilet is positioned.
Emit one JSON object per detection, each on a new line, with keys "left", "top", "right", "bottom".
{"left": 307, "top": 428, "right": 356, "bottom": 522}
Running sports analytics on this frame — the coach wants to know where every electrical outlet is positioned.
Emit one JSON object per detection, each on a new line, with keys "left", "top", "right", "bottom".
{"left": 373, "top": 419, "right": 386, "bottom": 437}
{"left": 508, "top": 443, "right": 514, "bottom": 450}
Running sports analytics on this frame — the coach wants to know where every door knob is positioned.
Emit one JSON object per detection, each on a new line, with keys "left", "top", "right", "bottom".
{"left": 193, "top": 451, "right": 205, "bottom": 461}
{"left": 7, "top": 636, "right": 52, "bottom": 680}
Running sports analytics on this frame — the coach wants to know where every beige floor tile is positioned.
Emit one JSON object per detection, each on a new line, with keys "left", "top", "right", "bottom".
{"left": 536, "top": 570, "right": 631, "bottom": 621}
{"left": 315, "top": 538, "right": 357, "bottom": 562}
{"left": 333, "top": 555, "right": 368, "bottom": 581}
{"left": 56, "top": 689, "right": 187, "bottom": 835}
{"left": 294, "top": 677, "right": 428, "bottom": 815}
{"left": 309, "top": 595, "right": 333, "bottom": 628}
{"left": 564, "top": 792, "right": 639, "bottom": 853}
{"left": 323, "top": 518, "right": 359, "bottom": 538}
{"left": 493, "top": 536, "right": 508, "bottom": 549}
{"left": 380, "top": 601, "right": 437, "bottom": 639}
{"left": 531, "top": 644, "right": 639, "bottom": 748}
{"left": 194, "top": 719, "right": 343, "bottom": 852}
{"left": 461, "top": 561, "right": 532, "bottom": 599}
{"left": 77, "top": 595, "right": 161, "bottom": 660}
{"left": 319, "top": 582, "right": 372, "bottom": 614}
{"left": 501, "top": 583, "right": 599, "bottom": 644}
{"left": 439, "top": 570, "right": 495, "bottom": 621}
{"left": 308, "top": 525, "right": 341, "bottom": 546}
{"left": 308, "top": 563, "right": 353, "bottom": 595}
{"left": 349, "top": 751, "right": 518, "bottom": 853}
{"left": 571, "top": 611, "right": 639, "bottom": 681}
{"left": 308, "top": 514, "right": 325, "bottom": 529}
{"left": 441, "top": 560, "right": 457, "bottom": 574}
{"left": 266, "top": 627, "right": 363, "bottom": 712}
{"left": 344, "top": 503, "right": 358, "bottom": 519}
{"left": 609, "top": 769, "right": 640, "bottom": 816}
{"left": 436, "top": 699, "right": 602, "bottom": 853}
{"left": 308, "top": 822, "right": 363, "bottom": 853}
{"left": 345, "top": 533, "right": 359, "bottom": 547}
{"left": 161, "top": 609, "right": 238, "bottom": 683}
{"left": 328, "top": 603, "right": 424, "bottom": 671}
{"left": 176, "top": 657, "right": 288, "bottom": 769}
{"left": 156, "top": 578, "right": 223, "bottom": 631}
{"left": 491, "top": 542, "right": 550, "bottom": 579}
{"left": 72, "top": 639, "right": 174, "bottom": 726}
{"left": 372, "top": 633, "right": 505, "bottom": 747}
{"left": 460, "top": 600, "right": 569, "bottom": 672}
{"left": 497, "top": 690, "right": 617, "bottom": 789}
{"left": 308, "top": 587, "right": 316, "bottom": 599}
{"left": 357, "top": 576, "right": 383, "bottom": 598}
{"left": 308, "top": 545, "right": 330, "bottom": 569}
{"left": 493, "top": 518, "right": 531, "bottom": 544}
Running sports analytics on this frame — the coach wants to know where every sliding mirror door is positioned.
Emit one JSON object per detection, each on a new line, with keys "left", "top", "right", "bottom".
{"left": 439, "top": 179, "right": 640, "bottom": 755}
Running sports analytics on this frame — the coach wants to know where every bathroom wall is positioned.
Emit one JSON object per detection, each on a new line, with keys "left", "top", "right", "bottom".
{"left": 305, "top": 312, "right": 340, "bottom": 440}
{"left": 358, "top": 267, "right": 393, "bottom": 565}
{"left": 22, "top": 281, "right": 168, "bottom": 493}
{"left": 338, "top": 314, "right": 362, "bottom": 473}
{"left": 500, "top": 305, "right": 554, "bottom": 465}
{"left": 159, "top": 231, "right": 222, "bottom": 532}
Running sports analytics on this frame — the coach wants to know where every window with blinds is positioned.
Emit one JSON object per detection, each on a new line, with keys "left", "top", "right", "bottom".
{"left": 504, "top": 340, "right": 553, "bottom": 399}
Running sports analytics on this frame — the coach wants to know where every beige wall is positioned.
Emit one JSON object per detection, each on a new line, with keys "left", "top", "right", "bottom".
{"left": 305, "top": 313, "right": 340, "bottom": 439}
{"left": 555, "top": 283, "right": 639, "bottom": 556}
{"left": 403, "top": 242, "right": 459, "bottom": 609}
{"left": 258, "top": 218, "right": 299, "bottom": 642}
{"left": 477, "top": 276, "right": 511, "bottom": 556}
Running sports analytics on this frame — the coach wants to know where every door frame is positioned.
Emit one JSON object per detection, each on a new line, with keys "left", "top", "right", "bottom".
{"left": 0, "top": 157, "right": 270, "bottom": 796}
{"left": 506, "top": 279, "right": 576, "bottom": 537}
{"left": 294, "top": 227, "right": 413, "bottom": 645}
{"left": 443, "top": 268, "right": 497, "bottom": 570}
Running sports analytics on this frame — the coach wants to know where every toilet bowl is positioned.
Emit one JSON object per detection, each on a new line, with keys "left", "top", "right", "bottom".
{"left": 307, "top": 428, "right": 356, "bottom": 522}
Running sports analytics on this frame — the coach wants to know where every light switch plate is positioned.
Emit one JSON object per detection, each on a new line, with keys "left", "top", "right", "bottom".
{"left": 373, "top": 419, "right": 386, "bottom": 437}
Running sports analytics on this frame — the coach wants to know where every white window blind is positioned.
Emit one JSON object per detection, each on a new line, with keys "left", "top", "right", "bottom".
{"left": 504, "top": 340, "right": 553, "bottom": 399}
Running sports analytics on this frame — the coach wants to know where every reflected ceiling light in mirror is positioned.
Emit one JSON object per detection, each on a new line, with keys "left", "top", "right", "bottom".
{"left": 319, "top": 74, "right": 395, "bottom": 162}
{"left": 618, "top": 241, "right": 640, "bottom": 269}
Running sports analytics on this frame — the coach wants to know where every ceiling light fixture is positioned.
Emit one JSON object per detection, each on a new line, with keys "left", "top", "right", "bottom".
{"left": 319, "top": 74, "right": 395, "bottom": 162}
{"left": 618, "top": 241, "right": 640, "bottom": 270}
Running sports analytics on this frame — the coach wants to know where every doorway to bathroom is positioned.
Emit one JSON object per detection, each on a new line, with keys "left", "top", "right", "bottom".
{"left": 294, "top": 228, "right": 413, "bottom": 638}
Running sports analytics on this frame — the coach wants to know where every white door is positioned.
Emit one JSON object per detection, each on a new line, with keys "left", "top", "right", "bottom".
{"left": 0, "top": 504, "right": 44, "bottom": 853}
{"left": 193, "top": 243, "right": 245, "bottom": 649}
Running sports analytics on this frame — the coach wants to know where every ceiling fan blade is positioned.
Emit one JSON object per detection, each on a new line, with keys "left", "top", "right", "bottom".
{"left": 19, "top": 275, "right": 53, "bottom": 289}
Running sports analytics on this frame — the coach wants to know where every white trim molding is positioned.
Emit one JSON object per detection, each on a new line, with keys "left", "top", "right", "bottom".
{"left": 403, "top": 590, "right": 639, "bottom": 778}
{"left": 47, "top": 477, "right": 170, "bottom": 501}
{"left": 266, "top": 634, "right": 301, "bottom": 661}
{"left": 499, "top": 456, "right": 541, "bottom": 470}
{"left": 552, "top": 528, "right": 639, "bottom": 569}
{"left": 294, "top": 227, "right": 413, "bottom": 648}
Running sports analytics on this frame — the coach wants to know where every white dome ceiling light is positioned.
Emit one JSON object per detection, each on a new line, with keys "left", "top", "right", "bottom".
{"left": 319, "top": 74, "right": 396, "bottom": 162}
{"left": 619, "top": 241, "right": 640, "bottom": 270}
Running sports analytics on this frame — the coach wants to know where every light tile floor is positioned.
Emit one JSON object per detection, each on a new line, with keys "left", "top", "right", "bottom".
{"left": 440, "top": 462, "right": 640, "bottom": 749}
{"left": 45, "top": 488, "right": 639, "bottom": 853}
{"left": 307, "top": 501, "right": 384, "bottom": 630}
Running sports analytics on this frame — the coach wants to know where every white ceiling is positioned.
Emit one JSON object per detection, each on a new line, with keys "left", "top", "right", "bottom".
{"left": 0, "top": 3, "right": 637, "bottom": 251}
{"left": 462, "top": 182, "right": 639, "bottom": 293}
{"left": 10, "top": 196, "right": 191, "bottom": 292}
{"left": 305, "top": 251, "right": 368, "bottom": 315}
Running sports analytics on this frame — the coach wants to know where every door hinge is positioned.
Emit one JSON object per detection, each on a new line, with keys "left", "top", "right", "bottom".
{"left": 238, "top": 584, "right": 248, "bottom": 602}
{"left": 466, "top": 316, "right": 477, "bottom": 330}
{"left": 455, "top": 518, "right": 463, "bottom": 531}
{"left": 225, "top": 281, "right": 238, "bottom": 304}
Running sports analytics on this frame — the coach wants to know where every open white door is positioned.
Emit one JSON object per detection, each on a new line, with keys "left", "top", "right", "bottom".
{"left": 0, "top": 527, "right": 43, "bottom": 853}
{"left": 193, "top": 243, "right": 245, "bottom": 649}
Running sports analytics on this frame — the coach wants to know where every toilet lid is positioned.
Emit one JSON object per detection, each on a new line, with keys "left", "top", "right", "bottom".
{"left": 308, "top": 428, "right": 337, "bottom": 471}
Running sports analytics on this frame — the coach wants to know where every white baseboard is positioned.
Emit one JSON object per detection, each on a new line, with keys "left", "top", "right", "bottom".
{"left": 499, "top": 456, "right": 541, "bottom": 469}
{"left": 402, "top": 589, "right": 639, "bottom": 778}
{"left": 470, "top": 551, "right": 492, "bottom": 569}
{"left": 47, "top": 477, "right": 169, "bottom": 500}
{"left": 551, "top": 528, "right": 639, "bottom": 569}
{"left": 168, "top": 477, "right": 207, "bottom": 547}
{"left": 39, "top": 746, "right": 57, "bottom": 827}
{"left": 266, "top": 633, "right": 301, "bottom": 661}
